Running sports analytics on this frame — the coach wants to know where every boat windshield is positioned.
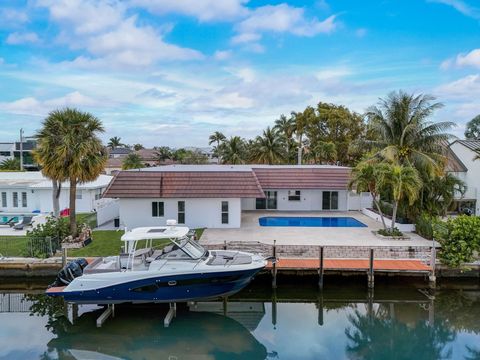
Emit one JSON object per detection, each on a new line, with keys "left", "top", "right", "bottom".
{"left": 177, "top": 237, "right": 206, "bottom": 259}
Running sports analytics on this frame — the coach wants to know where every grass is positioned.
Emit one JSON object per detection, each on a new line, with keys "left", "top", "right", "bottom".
{"left": 76, "top": 212, "right": 97, "bottom": 229}
{"left": 0, "top": 236, "right": 28, "bottom": 257}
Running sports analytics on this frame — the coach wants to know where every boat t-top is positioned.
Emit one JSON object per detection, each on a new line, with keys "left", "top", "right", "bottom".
{"left": 47, "top": 221, "right": 267, "bottom": 304}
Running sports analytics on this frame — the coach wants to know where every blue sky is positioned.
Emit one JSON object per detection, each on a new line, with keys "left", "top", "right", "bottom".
{"left": 0, "top": 0, "right": 479, "bottom": 147}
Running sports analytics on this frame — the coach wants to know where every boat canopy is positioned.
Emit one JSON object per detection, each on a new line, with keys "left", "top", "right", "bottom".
{"left": 121, "top": 226, "right": 190, "bottom": 242}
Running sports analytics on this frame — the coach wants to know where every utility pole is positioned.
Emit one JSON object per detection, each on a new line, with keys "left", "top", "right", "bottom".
{"left": 19, "top": 128, "right": 24, "bottom": 171}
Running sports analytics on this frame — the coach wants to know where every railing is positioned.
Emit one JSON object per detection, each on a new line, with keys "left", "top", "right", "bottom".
{"left": 0, "top": 236, "right": 61, "bottom": 258}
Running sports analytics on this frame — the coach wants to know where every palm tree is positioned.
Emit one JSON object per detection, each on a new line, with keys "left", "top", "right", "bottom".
{"left": 292, "top": 107, "right": 314, "bottom": 165}
{"left": 209, "top": 131, "right": 226, "bottom": 163}
{"left": 132, "top": 143, "right": 144, "bottom": 151}
{"left": 154, "top": 146, "right": 172, "bottom": 164}
{"left": 312, "top": 141, "right": 337, "bottom": 164}
{"left": 250, "top": 127, "right": 285, "bottom": 164}
{"left": 219, "top": 136, "right": 246, "bottom": 164}
{"left": 108, "top": 136, "right": 123, "bottom": 149}
{"left": 35, "top": 108, "right": 107, "bottom": 236}
{"left": 366, "top": 91, "right": 454, "bottom": 176}
{"left": 122, "top": 153, "right": 144, "bottom": 170}
{"left": 349, "top": 162, "right": 387, "bottom": 229}
{"left": 0, "top": 158, "right": 20, "bottom": 170}
{"left": 274, "top": 114, "right": 295, "bottom": 163}
{"left": 378, "top": 163, "right": 422, "bottom": 230}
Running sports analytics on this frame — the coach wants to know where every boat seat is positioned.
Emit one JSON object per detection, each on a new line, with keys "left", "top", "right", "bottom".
{"left": 146, "top": 249, "right": 164, "bottom": 263}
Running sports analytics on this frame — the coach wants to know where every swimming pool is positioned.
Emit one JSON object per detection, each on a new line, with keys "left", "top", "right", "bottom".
{"left": 259, "top": 216, "right": 367, "bottom": 227}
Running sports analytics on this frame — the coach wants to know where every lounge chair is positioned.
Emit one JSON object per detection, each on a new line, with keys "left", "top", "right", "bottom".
{"left": 13, "top": 216, "right": 33, "bottom": 230}
{"left": 0, "top": 217, "right": 15, "bottom": 226}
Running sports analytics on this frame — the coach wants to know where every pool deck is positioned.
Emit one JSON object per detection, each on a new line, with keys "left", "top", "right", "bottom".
{"left": 200, "top": 211, "right": 434, "bottom": 247}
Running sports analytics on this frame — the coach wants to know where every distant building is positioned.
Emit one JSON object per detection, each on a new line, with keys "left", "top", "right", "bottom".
{"left": 0, "top": 172, "right": 112, "bottom": 214}
{"left": 108, "top": 147, "right": 132, "bottom": 158}
{"left": 0, "top": 140, "right": 38, "bottom": 169}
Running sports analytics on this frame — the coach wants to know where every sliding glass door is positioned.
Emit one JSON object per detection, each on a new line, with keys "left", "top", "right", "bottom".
{"left": 256, "top": 191, "right": 277, "bottom": 210}
{"left": 322, "top": 191, "right": 339, "bottom": 210}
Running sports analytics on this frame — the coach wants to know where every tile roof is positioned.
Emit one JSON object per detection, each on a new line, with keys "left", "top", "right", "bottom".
{"left": 252, "top": 167, "right": 351, "bottom": 190}
{"left": 453, "top": 139, "right": 480, "bottom": 152}
{"left": 103, "top": 170, "right": 265, "bottom": 198}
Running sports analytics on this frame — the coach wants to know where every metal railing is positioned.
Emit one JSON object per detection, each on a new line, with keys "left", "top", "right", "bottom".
{"left": 0, "top": 236, "right": 61, "bottom": 258}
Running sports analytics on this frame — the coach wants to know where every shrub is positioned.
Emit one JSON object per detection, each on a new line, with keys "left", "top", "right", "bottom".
{"left": 434, "top": 215, "right": 480, "bottom": 268}
{"left": 416, "top": 212, "right": 439, "bottom": 240}
{"left": 377, "top": 227, "right": 403, "bottom": 237}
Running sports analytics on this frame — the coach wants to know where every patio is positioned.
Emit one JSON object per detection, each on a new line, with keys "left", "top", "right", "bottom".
{"left": 200, "top": 211, "right": 434, "bottom": 247}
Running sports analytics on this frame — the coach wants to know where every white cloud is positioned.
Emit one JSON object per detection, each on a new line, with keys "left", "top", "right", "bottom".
{"left": 6, "top": 32, "right": 40, "bottom": 45}
{"left": 436, "top": 74, "right": 480, "bottom": 98}
{"left": 427, "top": 0, "right": 480, "bottom": 19}
{"left": 0, "top": 8, "right": 29, "bottom": 26}
{"left": 235, "top": 4, "right": 337, "bottom": 42}
{"left": 131, "top": 0, "right": 248, "bottom": 22}
{"left": 231, "top": 32, "right": 261, "bottom": 44}
{"left": 37, "top": 0, "right": 203, "bottom": 68}
{"left": 0, "top": 91, "right": 107, "bottom": 116}
{"left": 213, "top": 50, "right": 233, "bottom": 60}
{"left": 316, "top": 67, "right": 352, "bottom": 80}
{"left": 455, "top": 49, "right": 480, "bottom": 68}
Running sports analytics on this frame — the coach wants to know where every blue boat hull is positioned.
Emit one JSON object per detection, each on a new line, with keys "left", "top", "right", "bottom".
{"left": 48, "top": 268, "right": 262, "bottom": 304}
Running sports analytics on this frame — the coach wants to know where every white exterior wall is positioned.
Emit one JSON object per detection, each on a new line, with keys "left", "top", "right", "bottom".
{"left": 0, "top": 188, "right": 34, "bottom": 212}
{"left": 119, "top": 198, "right": 241, "bottom": 229}
{"left": 450, "top": 142, "right": 480, "bottom": 213}
{"left": 241, "top": 189, "right": 357, "bottom": 211}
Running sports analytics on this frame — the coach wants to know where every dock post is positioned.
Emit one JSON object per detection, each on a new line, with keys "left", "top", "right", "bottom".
{"left": 62, "top": 247, "right": 67, "bottom": 267}
{"left": 271, "top": 288, "right": 277, "bottom": 329}
{"left": 223, "top": 297, "right": 228, "bottom": 316}
{"left": 272, "top": 240, "right": 277, "bottom": 289}
{"left": 368, "top": 248, "right": 374, "bottom": 289}
{"left": 317, "top": 294, "right": 324, "bottom": 326}
{"left": 429, "top": 245, "right": 436, "bottom": 288}
{"left": 164, "top": 302, "right": 177, "bottom": 328}
{"left": 223, "top": 240, "right": 227, "bottom": 250}
{"left": 318, "top": 246, "right": 324, "bottom": 291}
{"left": 96, "top": 304, "right": 114, "bottom": 328}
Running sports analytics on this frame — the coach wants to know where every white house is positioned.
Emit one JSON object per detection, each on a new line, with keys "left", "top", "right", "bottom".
{"left": 0, "top": 172, "right": 113, "bottom": 214}
{"left": 103, "top": 165, "right": 370, "bottom": 229}
{"left": 448, "top": 140, "right": 480, "bottom": 214}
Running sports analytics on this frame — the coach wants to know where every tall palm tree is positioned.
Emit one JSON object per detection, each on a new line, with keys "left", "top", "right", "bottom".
{"left": 107, "top": 136, "right": 123, "bottom": 149}
{"left": 274, "top": 114, "right": 295, "bottom": 164}
{"left": 122, "top": 153, "right": 144, "bottom": 170}
{"left": 35, "top": 108, "right": 107, "bottom": 236}
{"left": 378, "top": 163, "right": 422, "bottom": 230}
{"left": 250, "top": 127, "right": 285, "bottom": 164}
{"left": 219, "top": 136, "right": 246, "bottom": 165}
{"left": 154, "top": 146, "right": 172, "bottom": 164}
{"left": 293, "top": 107, "right": 314, "bottom": 165}
{"left": 366, "top": 91, "right": 454, "bottom": 176}
{"left": 349, "top": 162, "right": 387, "bottom": 229}
{"left": 312, "top": 141, "right": 337, "bottom": 164}
{"left": 132, "top": 143, "right": 144, "bottom": 151}
{"left": 209, "top": 131, "right": 226, "bottom": 163}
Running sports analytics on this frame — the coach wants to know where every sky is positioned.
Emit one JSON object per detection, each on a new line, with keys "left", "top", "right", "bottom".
{"left": 0, "top": 0, "right": 479, "bottom": 147}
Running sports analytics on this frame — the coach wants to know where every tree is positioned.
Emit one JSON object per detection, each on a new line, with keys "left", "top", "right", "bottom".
{"left": 0, "top": 158, "right": 20, "bottom": 170}
{"left": 108, "top": 136, "right": 123, "bottom": 149}
{"left": 34, "top": 108, "right": 107, "bottom": 236}
{"left": 154, "top": 146, "right": 172, "bottom": 163}
{"left": 349, "top": 162, "right": 388, "bottom": 229}
{"left": 311, "top": 141, "right": 337, "bottom": 164}
{"left": 465, "top": 114, "right": 480, "bottom": 140}
{"left": 132, "top": 143, "right": 144, "bottom": 151}
{"left": 122, "top": 153, "right": 144, "bottom": 170}
{"left": 219, "top": 136, "right": 246, "bottom": 164}
{"left": 293, "top": 107, "right": 314, "bottom": 165}
{"left": 378, "top": 163, "right": 422, "bottom": 231}
{"left": 274, "top": 114, "right": 296, "bottom": 164}
{"left": 366, "top": 91, "right": 454, "bottom": 176}
{"left": 421, "top": 173, "right": 466, "bottom": 216}
{"left": 208, "top": 131, "right": 226, "bottom": 163}
{"left": 250, "top": 127, "right": 285, "bottom": 164}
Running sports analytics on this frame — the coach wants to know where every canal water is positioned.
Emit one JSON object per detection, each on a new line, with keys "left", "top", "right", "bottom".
{"left": 0, "top": 278, "right": 479, "bottom": 360}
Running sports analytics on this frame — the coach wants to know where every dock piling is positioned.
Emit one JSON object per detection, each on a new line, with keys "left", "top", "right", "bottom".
{"left": 96, "top": 304, "right": 114, "bottom": 328}
{"left": 164, "top": 302, "right": 176, "bottom": 328}
{"left": 223, "top": 240, "right": 227, "bottom": 250}
{"left": 318, "top": 246, "right": 324, "bottom": 290}
{"left": 272, "top": 240, "right": 277, "bottom": 289}
{"left": 62, "top": 247, "right": 67, "bottom": 267}
{"left": 429, "top": 246, "right": 436, "bottom": 288}
{"left": 368, "top": 248, "right": 374, "bottom": 289}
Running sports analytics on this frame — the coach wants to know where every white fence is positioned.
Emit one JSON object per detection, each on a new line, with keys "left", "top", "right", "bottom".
{"left": 95, "top": 198, "right": 119, "bottom": 226}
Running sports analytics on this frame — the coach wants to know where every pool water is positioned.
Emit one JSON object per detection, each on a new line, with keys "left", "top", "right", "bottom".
{"left": 259, "top": 216, "right": 367, "bottom": 227}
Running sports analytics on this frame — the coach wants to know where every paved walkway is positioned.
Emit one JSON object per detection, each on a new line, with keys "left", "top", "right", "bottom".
{"left": 201, "top": 211, "right": 434, "bottom": 247}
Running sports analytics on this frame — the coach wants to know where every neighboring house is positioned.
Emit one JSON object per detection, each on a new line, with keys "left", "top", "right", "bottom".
{"left": 448, "top": 140, "right": 480, "bottom": 214}
{"left": 108, "top": 147, "right": 132, "bottom": 158}
{"left": 104, "top": 158, "right": 123, "bottom": 175}
{"left": 0, "top": 172, "right": 113, "bottom": 214}
{"left": 103, "top": 165, "right": 370, "bottom": 229}
{"left": 0, "top": 140, "right": 38, "bottom": 169}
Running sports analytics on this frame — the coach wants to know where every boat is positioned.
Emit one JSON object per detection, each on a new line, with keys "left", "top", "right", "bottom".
{"left": 46, "top": 221, "right": 268, "bottom": 304}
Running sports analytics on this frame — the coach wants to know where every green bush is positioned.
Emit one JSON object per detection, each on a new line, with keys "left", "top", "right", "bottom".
{"left": 27, "top": 217, "right": 71, "bottom": 240}
{"left": 416, "top": 212, "right": 438, "bottom": 240}
{"left": 434, "top": 215, "right": 480, "bottom": 268}
{"left": 377, "top": 227, "right": 403, "bottom": 237}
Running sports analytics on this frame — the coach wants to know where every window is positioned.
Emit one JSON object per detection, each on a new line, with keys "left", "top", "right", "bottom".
{"left": 76, "top": 192, "right": 83, "bottom": 200}
{"left": 288, "top": 190, "right": 301, "bottom": 201}
{"left": 322, "top": 191, "right": 339, "bottom": 210}
{"left": 178, "top": 201, "right": 185, "bottom": 224}
{"left": 256, "top": 191, "right": 277, "bottom": 210}
{"left": 221, "top": 201, "right": 229, "bottom": 224}
{"left": 152, "top": 201, "right": 164, "bottom": 217}
{"left": 21, "top": 192, "right": 27, "bottom": 207}
{"left": 1, "top": 192, "right": 6, "bottom": 207}
{"left": 12, "top": 192, "right": 18, "bottom": 208}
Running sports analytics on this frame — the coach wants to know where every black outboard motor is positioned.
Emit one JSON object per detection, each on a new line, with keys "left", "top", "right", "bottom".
{"left": 49, "top": 258, "right": 88, "bottom": 288}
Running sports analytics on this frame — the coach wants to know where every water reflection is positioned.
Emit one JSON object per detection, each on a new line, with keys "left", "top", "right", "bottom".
{"left": 1, "top": 282, "right": 480, "bottom": 360}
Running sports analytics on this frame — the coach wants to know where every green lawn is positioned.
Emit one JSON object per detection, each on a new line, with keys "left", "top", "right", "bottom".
{"left": 1, "top": 228, "right": 205, "bottom": 258}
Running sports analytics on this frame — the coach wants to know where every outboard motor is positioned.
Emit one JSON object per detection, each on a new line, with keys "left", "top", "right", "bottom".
{"left": 49, "top": 258, "right": 88, "bottom": 288}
